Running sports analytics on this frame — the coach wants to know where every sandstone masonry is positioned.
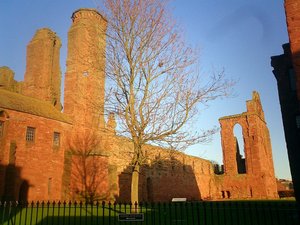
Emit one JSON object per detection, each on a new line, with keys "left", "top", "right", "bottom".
{"left": 0, "top": 8, "right": 278, "bottom": 202}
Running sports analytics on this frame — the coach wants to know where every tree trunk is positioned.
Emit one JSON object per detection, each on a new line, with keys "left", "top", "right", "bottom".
{"left": 131, "top": 162, "right": 140, "bottom": 205}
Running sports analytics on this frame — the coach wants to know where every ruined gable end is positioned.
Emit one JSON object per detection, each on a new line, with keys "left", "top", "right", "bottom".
{"left": 0, "top": 67, "right": 23, "bottom": 93}
{"left": 22, "top": 28, "right": 62, "bottom": 110}
{"left": 218, "top": 91, "right": 278, "bottom": 199}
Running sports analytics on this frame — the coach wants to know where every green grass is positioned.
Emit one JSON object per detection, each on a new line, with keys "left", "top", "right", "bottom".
{"left": 1, "top": 200, "right": 299, "bottom": 225}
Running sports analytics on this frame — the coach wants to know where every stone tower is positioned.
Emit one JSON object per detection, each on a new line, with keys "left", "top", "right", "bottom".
{"left": 23, "top": 28, "right": 62, "bottom": 110}
{"left": 64, "top": 9, "right": 107, "bottom": 129}
{"left": 219, "top": 91, "right": 278, "bottom": 198}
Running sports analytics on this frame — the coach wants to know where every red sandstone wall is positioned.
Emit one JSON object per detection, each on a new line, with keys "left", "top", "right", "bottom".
{"left": 218, "top": 92, "right": 278, "bottom": 199}
{"left": 285, "top": 0, "right": 300, "bottom": 101}
{"left": 69, "top": 154, "right": 109, "bottom": 201}
{"left": 0, "top": 7, "right": 280, "bottom": 202}
{"left": 101, "top": 134, "right": 217, "bottom": 202}
{"left": 0, "top": 102, "right": 278, "bottom": 202}
{"left": 23, "top": 28, "right": 62, "bottom": 110}
{"left": 64, "top": 9, "right": 106, "bottom": 129}
{"left": 0, "top": 109, "right": 71, "bottom": 201}
{"left": 0, "top": 67, "right": 22, "bottom": 93}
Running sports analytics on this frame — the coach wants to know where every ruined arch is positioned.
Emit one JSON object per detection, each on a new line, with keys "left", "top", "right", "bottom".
{"left": 218, "top": 92, "right": 278, "bottom": 199}
{"left": 219, "top": 115, "right": 250, "bottom": 175}
{"left": 219, "top": 91, "right": 276, "bottom": 177}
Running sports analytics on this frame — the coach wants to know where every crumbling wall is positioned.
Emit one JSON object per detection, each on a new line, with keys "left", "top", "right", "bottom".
{"left": 218, "top": 91, "right": 278, "bottom": 199}
{"left": 22, "top": 28, "right": 62, "bottom": 110}
{"left": 0, "top": 67, "right": 22, "bottom": 93}
{"left": 99, "top": 131, "right": 217, "bottom": 202}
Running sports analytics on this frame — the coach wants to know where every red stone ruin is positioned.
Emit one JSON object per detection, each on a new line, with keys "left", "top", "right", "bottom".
{"left": 0, "top": 8, "right": 278, "bottom": 202}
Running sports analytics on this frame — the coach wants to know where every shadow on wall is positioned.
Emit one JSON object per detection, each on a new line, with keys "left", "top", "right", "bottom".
{"left": 271, "top": 45, "right": 300, "bottom": 203}
{"left": 117, "top": 156, "right": 202, "bottom": 202}
{"left": 0, "top": 164, "right": 30, "bottom": 202}
{"left": 0, "top": 164, "right": 31, "bottom": 225}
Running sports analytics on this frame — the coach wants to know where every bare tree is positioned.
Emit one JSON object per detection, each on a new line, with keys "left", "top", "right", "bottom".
{"left": 100, "top": 0, "right": 234, "bottom": 203}
{"left": 69, "top": 131, "right": 108, "bottom": 203}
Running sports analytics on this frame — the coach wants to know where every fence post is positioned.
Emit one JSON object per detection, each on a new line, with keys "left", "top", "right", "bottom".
{"left": 63, "top": 201, "right": 66, "bottom": 225}
{"left": 57, "top": 201, "right": 61, "bottom": 224}
{"left": 102, "top": 201, "right": 105, "bottom": 225}
{"left": 90, "top": 201, "right": 93, "bottom": 225}
{"left": 1, "top": 200, "right": 299, "bottom": 225}
{"left": 79, "top": 201, "right": 82, "bottom": 225}
{"left": 96, "top": 201, "right": 99, "bottom": 225}
{"left": 51, "top": 201, "right": 55, "bottom": 225}
{"left": 8, "top": 201, "right": 12, "bottom": 225}
{"left": 24, "top": 202, "right": 28, "bottom": 225}
{"left": 114, "top": 201, "right": 117, "bottom": 225}
{"left": 108, "top": 201, "right": 112, "bottom": 225}
{"left": 35, "top": 201, "right": 39, "bottom": 225}
{"left": 69, "top": 201, "right": 77, "bottom": 225}
{"left": 85, "top": 201, "right": 88, "bottom": 225}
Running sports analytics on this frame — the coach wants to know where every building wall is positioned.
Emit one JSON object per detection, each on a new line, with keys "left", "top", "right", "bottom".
{"left": 69, "top": 154, "right": 109, "bottom": 202}
{"left": 0, "top": 109, "right": 71, "bottom": 201}
{"left": 279, "top": 0, "right": 300, "bottom": 203}
{"left": 104, "top": 134, "right": 217, "bottom": 202}
{"left": 271, "top": 43, "right": 300, "bottom": 202}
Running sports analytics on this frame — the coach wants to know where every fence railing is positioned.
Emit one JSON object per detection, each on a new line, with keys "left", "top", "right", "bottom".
{"left": 0, "top": 200, "right": 299, "bottom": 225}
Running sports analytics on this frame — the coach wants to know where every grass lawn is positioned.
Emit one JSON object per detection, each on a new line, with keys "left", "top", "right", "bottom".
{"left": 1, "top": 200, "right": 299, "bottom": 225}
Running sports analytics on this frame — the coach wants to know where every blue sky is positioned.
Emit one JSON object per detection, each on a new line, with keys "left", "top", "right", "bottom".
{"left": 0, "top": 0, "right": 291, "bottom": 179}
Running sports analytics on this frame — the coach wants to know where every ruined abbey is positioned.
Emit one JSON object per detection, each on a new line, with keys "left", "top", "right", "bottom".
{"left": 0, "top": 8, "right": 278, "bottom": 202}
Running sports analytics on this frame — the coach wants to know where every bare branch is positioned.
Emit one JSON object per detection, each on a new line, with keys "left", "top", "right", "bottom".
{"left": 99, "top": 0, "right": 234, "bottom": 202}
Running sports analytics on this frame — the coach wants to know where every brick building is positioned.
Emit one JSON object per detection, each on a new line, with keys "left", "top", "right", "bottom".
{"left": 271, "top": 0, "right": 300, "bottom": 203}
{"left": 0, "top": 8, "right": 278, "bottom": 202}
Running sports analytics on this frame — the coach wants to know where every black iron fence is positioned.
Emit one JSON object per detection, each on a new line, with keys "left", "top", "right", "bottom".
{"left": 0, "top": 200, "right": 299, "bottom": 225}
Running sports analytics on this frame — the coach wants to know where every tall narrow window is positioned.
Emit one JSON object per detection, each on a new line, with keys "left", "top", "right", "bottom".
{"left": 234, "top": 124, "right": 246, "bottom": 174}
{"left": 0, "top": 121, "right": 4, "bottom": 137}
{"left": 26, "top": 127, "right": 35, "bottom": 142}
{"left": 53, "top": 132, "right": 60, "bottom": 147}
{"left": 226, "top": 191, "right": 231, "bottom": 199}
{"left": 221, "top": 191, "right": 225, "bottom": 198}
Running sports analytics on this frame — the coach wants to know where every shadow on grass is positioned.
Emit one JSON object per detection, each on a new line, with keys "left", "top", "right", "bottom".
{"left": 1, "top": 201, "right": 299, "bottom": 225}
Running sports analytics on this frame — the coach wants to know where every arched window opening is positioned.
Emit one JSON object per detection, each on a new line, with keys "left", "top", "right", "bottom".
{"left": 226, "top": 191, "right": 231, "bottom": 198}
{"left": 221, "top": 191, "right": 225, "bottom": 198}
{"left": 234, "top": 124, "right": 246, "bottom": 174}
